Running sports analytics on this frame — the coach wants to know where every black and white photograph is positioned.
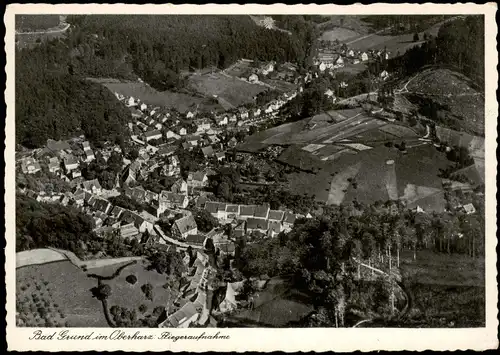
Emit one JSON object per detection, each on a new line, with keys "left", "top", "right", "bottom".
{"left": 5, "top": 3, "right": 498, "bottom": 352}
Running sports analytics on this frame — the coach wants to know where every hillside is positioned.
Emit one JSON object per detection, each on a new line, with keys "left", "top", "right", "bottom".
{"left": 403, "top": 68, "right": 484, "bottom": 136}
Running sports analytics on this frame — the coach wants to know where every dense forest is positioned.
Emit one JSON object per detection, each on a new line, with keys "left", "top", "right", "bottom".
{"left": 16, "top": 15, "right": 316, "bottom": 148}
{"left": 16, "top": 194, "right": 97, "bottom": 258}
{"left": 387, "top": 16, "right": 484, "bottom": 87}
{"left": 361, "top": 15, "right": 451, "bottom": 34}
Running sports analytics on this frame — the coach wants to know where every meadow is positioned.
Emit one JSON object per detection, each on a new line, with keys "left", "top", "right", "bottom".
{"left": 90, "top": 79, "right": 221, "bottom": 113}
{"left": 188, "top": 72, "right": 267, "bottom": 107}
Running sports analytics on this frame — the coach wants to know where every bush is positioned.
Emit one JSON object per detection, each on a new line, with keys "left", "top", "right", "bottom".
{"left": 139, "top": 304, "right": 148, "bottom": 314}
{"left": 126, "top": 274, "right": 138, "bottom": 285}
{"left": 141, "top": 283, "right": 154, "bottom": 301}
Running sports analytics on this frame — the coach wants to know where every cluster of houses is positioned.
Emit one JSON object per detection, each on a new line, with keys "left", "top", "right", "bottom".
{"left": 203, "top": 200, "right": 300, "bottom": 238}
{"left": 314, "top": 44, "right": 391, "bottom": 73}
{"left": 17, "top": 138, "right": 101, "bottom": 182}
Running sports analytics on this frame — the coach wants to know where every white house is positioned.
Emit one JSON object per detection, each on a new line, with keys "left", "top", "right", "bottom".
{"left": 248, "top": 73, "right": 259, "bottom": 83}
{"left": 239, "top": 108, "right": 249, "bottom": 120}
{"left": 347, "top": 49, "right": 355, "bottom": 57}
{"left": 126, "top": 97, "right": 136, "bottom": 107}
{"left": 360, "top": 52, "right": 369, "bottom": 62}
{"left": 140, "top": 103, "right": 148, "bottom": 112}
{"left": 179, "top": 128, "right": 187, "bottom": 136}
{"left": 254, "top": 108, "right": 261, "bottom": 117}
{"left": 380, "top": 70, "right": 390, "bottom": 80}
{"left": 186, "top": 111, "right": 195, "bottom": 119}
{"left": 319, "top": 62, "right": 327, "bottom": 72}
{"left": 216, "top": 116, "right": 228, "bottom": 126}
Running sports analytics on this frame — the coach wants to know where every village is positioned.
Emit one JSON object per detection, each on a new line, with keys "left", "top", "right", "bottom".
{"left": 13, "top": 13, "right": 487, "bottom": 332}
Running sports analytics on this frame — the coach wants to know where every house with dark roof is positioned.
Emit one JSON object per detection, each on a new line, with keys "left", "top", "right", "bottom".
{"left": 187, "top": 171, "right": 208, "bottom": 188}
{"left": 185, "top": 234, "right": 207, "bottom": 246}
{"left": 267, "top": 220, "right": 282, "bottom": 237}
{"left": 239, "top": 205, "right": 256, "bottom": 220}
{"left": 201, "top": 146, "right": 215, "bottom": 159}
{"left": 268, "top": 210, "right": 285, "bottom": 222}
{"left": 254, "top": 205, "right": 270, "bottom": 220}
{"left": 121, "top": 210, "right": 154, "bottom": 234}
{"left": 225, "top": 204, "right": 240, "bottom": 219}
{"left": 283, "top": 212, "right": 296, "bottom": 231}
{"left": 246, "top": 218, "right": 269, "bottom": 234}
{"left": 144, "top": 129, "right": 162, "bottom": 142}
{"left": 120, "top": 223, "right": 140, "bottom": 239}
{"left": 172, "top": 215, "right": 198, "bottom": 239}
{"left": 215, "top": 151, "right": 226, "bottom": 162}
{"left": 63, "top": 155, "right": 79, "bottom": 172}
{"left": 159, "top": 191, "right": 189, "bottom": 210}
{"left": 124, "top": 185, "right": 147, "bottom": 203}
{"left": 93, "top": 198, "right": 112, "bottom": 214}
{"left": 82, "top": 179, "right": 102, "bottom": 195}
{"left": 110, "top": 206, "right": 126, "bottom": 219}
{"left": 47, "top": 157, "right": 60, "bottom": 173}
{"left": 157, "top": 144, "right": 177, "bottom": 157}
{"left": 204, "top": 201, "right": 220, "bottom": 218}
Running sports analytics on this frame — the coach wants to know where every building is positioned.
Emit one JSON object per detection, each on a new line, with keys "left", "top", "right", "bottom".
{"left": 63, "top": 155, "right": 79, "bottom": 173}
{"left": 187, "top": 171, "right": 208, "bottom": 189}
{"left": 225, "top": 204, "right": 240, "bottom": 219}
{"left": 120, "top": 223, "right": 140, "bottom": 239}
{"left": 84, "top": 149, "right": 95, "bottom": 162}
{"left": 172, "top": 215, "right": 198, "bottom": 239}
{"left": 110, "top": 206, "right": 126, "bottom": 219}
{"left": 268, "top": 220, "right": 282, "bottom": 237}
{"left": 82, "top": 179, "right": 102, "bottom": 195}
{"left": 360, "top": 52, "right": 369, "bottom": 62}
{"left": 205, "top": 201, "right": 221, "bottom": 219}
{"left": 201, "top": 146, "right": 215, "bottom": 159}
{"left": 171, "top": 178, "right": 188, "bottom": 194}
{"left": 124, "top": 185, "right": 147, "bottom": 203}
{"left": 248, "top": 73, "right": 259, "bottom": 83}
{"left": 215, "top": 152, "right": 226, "bottom": 162}
{"left": 215, "top": 116, "right": 228, "bottom": 126}
{"left": 47, "top": 157, "right": 60, "bottom": 173}
{"left": 282, "top": 212, "right": 296, "bottom": 231}
{"left": 254, "top": 205, "right": 270, "bottom": 220}
{"left": 144, "top": 130, "right": 162, "bottom": 142}
{"left": 462, "top": 203, "right": 476, "bottom": 214}
{"left": 246, "top": 218, "right": 269, "bottom": 234}
{"left": 121, "top": 210, "right": 154, "bottom": 234}
{"left": 159, "top": 191, "right": 189, "bottom": 210}
{"left": 20, "top": 157, "right": 41, "bottom": 175}
{"left": 239, "top": 205, "right": 256, "bottom": 220}
{"left": 268, "top": 210, "right": 285, "bottom": 222}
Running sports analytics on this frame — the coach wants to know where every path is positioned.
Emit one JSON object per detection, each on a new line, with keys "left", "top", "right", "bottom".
{"left": 16, "top": 22, "right": 70, "bottom": 35}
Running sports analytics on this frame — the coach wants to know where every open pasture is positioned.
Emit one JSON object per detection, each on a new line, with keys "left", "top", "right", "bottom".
{"left": 91, "top": 79, "right": 220, "bottom": 113}
{"left": 188, "top": 73, "right": 267, "bottom": 107}
{"left": 320, "top": 27, "right": 361, "bottom": 42}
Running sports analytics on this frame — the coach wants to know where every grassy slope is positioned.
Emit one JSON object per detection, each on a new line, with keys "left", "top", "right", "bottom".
{"left": 399, "top": 249, "right": 485, "bottom": 327}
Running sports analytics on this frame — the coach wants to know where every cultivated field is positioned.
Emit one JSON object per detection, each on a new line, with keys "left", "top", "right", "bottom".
{"left": 15, "top": 15, "right": 60, "bottom": 32}
{"left": 89, "top": 79, "right": 221, "bottom": 113}
{"left": 188, "top": 72, "right": 267, "bottom": 107}
{"left": 16, "top": 260, "right": 107, "bottom": 327}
